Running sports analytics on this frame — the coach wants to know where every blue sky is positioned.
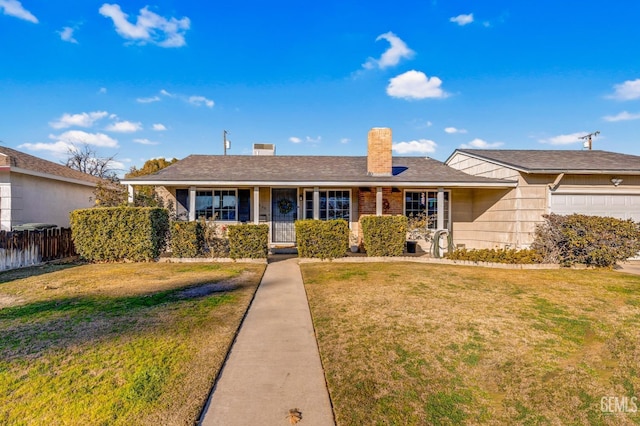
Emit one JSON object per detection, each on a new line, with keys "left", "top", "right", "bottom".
{"left": 2, "top": 1, "right": 640, "bottom": 175}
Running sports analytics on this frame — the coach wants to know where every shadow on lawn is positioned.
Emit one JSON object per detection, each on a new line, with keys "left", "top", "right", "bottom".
{"left": 0, "top": 261, "right": 85, "bottom": 285}
{"left": 0, "top": 282, "right": 243, "bottom": 361}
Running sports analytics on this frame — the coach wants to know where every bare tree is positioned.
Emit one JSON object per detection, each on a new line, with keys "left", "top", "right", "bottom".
{"left": 64, "top": 145, "right": 119, "bottom": 179}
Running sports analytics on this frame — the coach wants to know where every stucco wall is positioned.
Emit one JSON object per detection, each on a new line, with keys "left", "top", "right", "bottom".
{"left": 5, "top": 172, "right": 95, "bottom": 230}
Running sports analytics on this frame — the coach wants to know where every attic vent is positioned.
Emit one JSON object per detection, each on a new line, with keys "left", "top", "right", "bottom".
{"left": 253, "top": 143, "right": 275, "bottom": 156}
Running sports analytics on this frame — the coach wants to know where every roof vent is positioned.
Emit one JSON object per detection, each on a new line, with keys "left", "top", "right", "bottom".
{"left": 253, "top": 143, "right": 275, "bottom": 156}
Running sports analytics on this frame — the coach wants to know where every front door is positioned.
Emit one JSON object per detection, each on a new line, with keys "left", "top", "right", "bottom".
{"left": 272, "top": 188, "right": 297, "bottom": 243}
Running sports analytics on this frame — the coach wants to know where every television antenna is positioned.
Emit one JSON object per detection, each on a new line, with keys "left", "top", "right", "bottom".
{"left": 223, "top": 130, "right": 231, "bottom": 155}
{"left": 579, "top": 131, "right": 600, "bottom": 150}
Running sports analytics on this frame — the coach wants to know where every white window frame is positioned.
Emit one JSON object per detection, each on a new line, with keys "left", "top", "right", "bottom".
{"left": 302, "top": 188, "right": 352, "bottom": 222}
{"left": 403, "top": 189, "right": 451, "bottom": 230}
{"left": 194, "top": 188, "right": 238, "bottom": 222}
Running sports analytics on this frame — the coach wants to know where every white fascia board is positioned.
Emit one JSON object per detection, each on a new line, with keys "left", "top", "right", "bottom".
{"left": 552, "top": 188, "right": 640, "bottom": 195}
{"left": 121, "top": 179, "right": 517, "bottom": 188}
{"left": 12, "top": 167, "right": 99, "bottom": 188}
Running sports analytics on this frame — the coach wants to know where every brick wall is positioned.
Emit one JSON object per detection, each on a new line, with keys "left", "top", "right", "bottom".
{"left": 367, "top": 127, "right": 392, "bottom": 176}
{"left": 357, "top": 187, "right": 403, "bottom": 217}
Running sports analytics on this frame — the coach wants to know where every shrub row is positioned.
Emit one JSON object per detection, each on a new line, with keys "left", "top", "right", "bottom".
{"left": 360, "top": 215, "right": 407, "bottom": 257}
{"left": 295, "top": 219, "right": 349, "bottom": 259}
{"left": 532, "top": 213, "right": 640, "bottom": 267}
{"left": 228, "top": 224, "right": 269, "bottom": 259}
{"left": 445, "top": 248, "right": 543, "bottom": 264}
{"left": 71, "top": 206, "right": 169, "bottom": 262}
{"left": 170, "top": 221, "right": 203, "bottom": 258}
{"left": 169, "top": 221, "right": 268, "bottom": 259}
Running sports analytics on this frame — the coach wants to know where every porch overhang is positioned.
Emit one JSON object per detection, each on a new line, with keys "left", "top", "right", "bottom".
{"left": 120, "top": 179, "right": 518, "bottom": 188}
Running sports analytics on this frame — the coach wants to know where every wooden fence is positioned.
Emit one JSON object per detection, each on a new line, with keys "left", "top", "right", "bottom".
{"left": 0, "top": 228, "right": 76, "bottom": 271}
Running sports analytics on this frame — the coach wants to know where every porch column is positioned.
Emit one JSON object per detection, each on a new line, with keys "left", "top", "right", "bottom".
{"left": 376, "top": 187, "right": 383, "bottom": 216}
{"left": 188, "top": 186, "right": 196, "bottom": 221}
{"left": 127, "top": 184, "right": 134, "bottom": 204}
{"left": 313, "top": 187, "right": 320, "bottom": 219}
{"left": 253, "top": 186, "right": 260, "bottom": 224}
{"left": 437, "top": 188, "right": 445, "bottom": 229}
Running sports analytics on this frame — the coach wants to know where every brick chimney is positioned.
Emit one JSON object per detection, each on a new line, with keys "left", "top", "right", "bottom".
{"left": 367, "top": 127, "right": 392, "bottom": 176}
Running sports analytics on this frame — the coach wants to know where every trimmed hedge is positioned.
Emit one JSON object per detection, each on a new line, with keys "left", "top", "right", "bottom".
{"left": 228, "top": 224, "right": 269, "bottom": 259}
{"left": 295, "top": 219, "right": 349, "bottom": 259}
{"left": 170, "top": 221, "right": 203, "bottom": 258}
{"left": 70, "top": 206, "right": 169, "bottom": 262}
{"left": 445, "top": 248, "right": 543, "bottom": 264}
{"left": 361, "top": 215, "right": 407, "bottom": 257}
{"left": 532, "top": 213, "right": 640, "bottom": 267}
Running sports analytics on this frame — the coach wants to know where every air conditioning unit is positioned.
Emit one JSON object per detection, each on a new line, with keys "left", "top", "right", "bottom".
{"left": 253, "top": 143, "right": 275, "bottom": 156}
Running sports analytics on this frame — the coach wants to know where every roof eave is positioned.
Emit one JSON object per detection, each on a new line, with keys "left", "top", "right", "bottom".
{"left": 121, "top": 179, "right": 517, "bottom": 188}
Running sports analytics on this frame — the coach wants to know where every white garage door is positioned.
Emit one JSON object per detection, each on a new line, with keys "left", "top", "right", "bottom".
{"left": 550, "top": 194, "right": 640, "bottom": 221}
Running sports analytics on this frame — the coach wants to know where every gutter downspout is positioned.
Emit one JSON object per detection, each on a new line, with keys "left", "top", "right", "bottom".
{"left": 548, "top": 173, "right": 565, "bottom": 192}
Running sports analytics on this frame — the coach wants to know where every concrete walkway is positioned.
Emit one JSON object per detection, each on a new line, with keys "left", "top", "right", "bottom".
{"left": 199, "top": 256, "right": 335, "bottom": 426}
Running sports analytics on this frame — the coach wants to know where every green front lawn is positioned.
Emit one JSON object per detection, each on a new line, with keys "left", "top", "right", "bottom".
{"left": 302, "top": 263, "right": 640, "bottom": 425}
{"left": 0, "top": 262, "right": 265, "bottom": 425}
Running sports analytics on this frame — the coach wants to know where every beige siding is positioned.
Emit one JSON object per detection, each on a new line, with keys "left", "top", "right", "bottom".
{"left": 8, "top": 172, "right": 95, "bottom": 229}
{"left": 447, "top": 152, "right": 520, "bottom": 180}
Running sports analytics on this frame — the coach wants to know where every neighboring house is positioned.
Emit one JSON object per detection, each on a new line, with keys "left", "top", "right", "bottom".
{"left": 446, "top": 149, "right": 640, "bottom": 248}
{"left": 121, "top": 128, "right": 640, "bottom": 251}
{"left": 121, "top": 128, "right": 516, "bottom": 248}
{"left": 0, "top": 146, "right": 102, "bottom": 230}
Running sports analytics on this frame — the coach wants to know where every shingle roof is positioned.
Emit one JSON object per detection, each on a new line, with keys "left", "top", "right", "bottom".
{"left": 122, "top": 155, "right": 515, "bottom": 187}
{"left": 451, "top": 149, "right": 640, "bottom": 174}
{"left": 0, "top": 146, "right": 103, "bottom": 185}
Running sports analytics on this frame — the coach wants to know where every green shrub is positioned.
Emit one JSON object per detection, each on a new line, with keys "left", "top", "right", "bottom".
{"left": 201, "top": 220, "right": 230, "bottom": 258}
{"left": 360, "top": 215, "right": 407, "bottom": 257}
{"left": 170, "top": 221, "right": 203, "bottom": 258}
{"left": 71, "top": 206, "right": 169, "bottom": 262}
{"left": 445, "top": 248, "right": 543, "bottom": 264}
{"left": 532, "top": 213, "right": 640, "bottom": 267}
{"left": 227, "top": 224, "right": 269, "bottom": 259}
{"left": 295, "top": 220, "right": 349, "bottom": 259}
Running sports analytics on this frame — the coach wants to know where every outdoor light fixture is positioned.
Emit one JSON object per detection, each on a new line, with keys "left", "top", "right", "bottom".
{"left": 611, "top": 177, "right": 623, "bottom": 187}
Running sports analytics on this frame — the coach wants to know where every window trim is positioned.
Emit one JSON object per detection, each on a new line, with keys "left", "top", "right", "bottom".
{"left": 403, "top": 189, "right": 451, "bottom": 230}
{"left": 302, "top": 188, "right": 352, "bottom": 222}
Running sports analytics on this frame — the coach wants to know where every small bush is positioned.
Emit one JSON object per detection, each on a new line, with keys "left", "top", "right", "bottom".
{"left": 532, "top": 213, "right": 640, "bottom": 267}
{"left": 170, "top": 221, "right": 203, "bottom": 258}
{"left": 295, "top": 220, "right": 349, "bottom": 259}
{"left": 445, "top": 248, "right": 543, "bottom": 264}
{"left": 201, "top": 220, "right": 230, "bottom": 258}
{"left": 228, "top": 224, "right": 269, "bottom": 259}
{"left": 71, "top": 206, "right": 169, "bottom": 262}
{"left": 360, "top": 215, "right": 407, "bottom": 257}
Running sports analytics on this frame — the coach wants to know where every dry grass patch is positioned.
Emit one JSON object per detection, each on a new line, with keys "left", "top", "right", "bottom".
{"left": 302, "top": 263, "right": 640, "bottom": 425}
{"left": 0, "top": 261, "right": 265, "bottom": 425}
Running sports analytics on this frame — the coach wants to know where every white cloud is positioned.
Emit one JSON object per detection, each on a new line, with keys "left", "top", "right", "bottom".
{"left": 58, "top": 26, "right": 78, "bottom": 43}
{"left": 104, "top": 120, "right": 142, "bottom": 133}
{"left": 387, "top": 70, "right": 448, "bottom": 100}
{"left": 609, "top": 79, "right": 640, "bottom": 101}
{"left": 538, "top": 132, "right": 586, "bottom": 145}
{"left": 363, "top": 31, "right": 414, "bottom": 70}
{"left": 160, "top": 89, "right": 174, "bottom": 97}
{"left": 340, "top": 138, "right": 350, "bottom": 144}
{"left": 0, "top": 0, "right": 37, "bottom": 23}
{"left": 99, "top": 3, "right": 190, "bottom": 48}
{"left": 444, "top": 127, "right": 467, "bottom": 134}
{"left": 392, "top": 139, "right": 437, "bottom": 154}
{"left": 460, "top": 138, "right": 503, "bottom": 149}
{"left": 133, "top": 138, "right": 159, "bottom": 145}
{"left": 152, "top": 123, "right": 167, "bottom": 131}
{"left": 18, "top": 141, "right": 73, "bottom": 156}
{"left": 188, "top": 95, "right": 214, "bottom": 108}
{"left": 50, "top": 130, "right": 119, "bottom": 148}
{"left": 137, "top": 95, "right": 160, "bottom": 103}
{"left": 50, "top": 111, "right": 109, "bottom": 129}
{"left": 603, "top": 111, "right": 640, "bottom": 122}
{"left": 450, "top": 13, "right": 474, "bottom": 26}
{"left": 306, "top": 136, "right": 322, "bottom": 143}
{"left": 99, "top": 87, "right": 107, "bottom": 94}
{"left": 289, "top": 137, "right": 302, "bottom": 144}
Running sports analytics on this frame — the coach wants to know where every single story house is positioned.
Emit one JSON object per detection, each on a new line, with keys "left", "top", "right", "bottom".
{"left": 122, "top": 128, "right": 640, "bottom": 250}
{"left": 0, "top": 146, "right": 102, "bottom": 230}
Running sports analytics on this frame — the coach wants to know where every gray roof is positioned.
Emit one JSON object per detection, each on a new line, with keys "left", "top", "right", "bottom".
{"left": 450, "top": 149, "right": 640, "bottom": 174}
{"left": 0, "top": 146, "right": 103, "bottom": 185}
{"left": 122, "top": 155, "right": 515, "bottom": 187}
